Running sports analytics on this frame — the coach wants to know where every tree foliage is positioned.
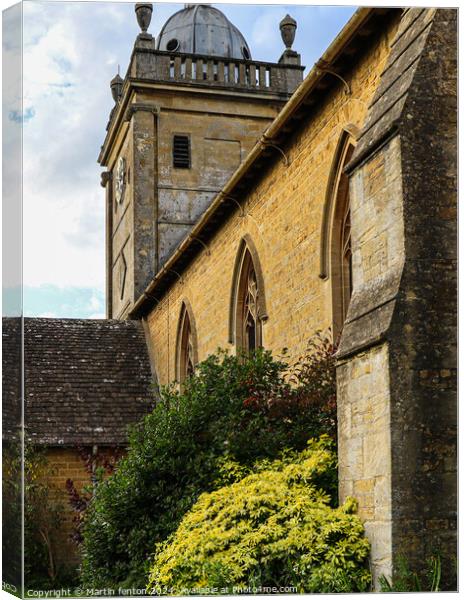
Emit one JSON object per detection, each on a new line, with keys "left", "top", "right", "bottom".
{"left": 2, "top": 441, "right": 22, "bottom": 590}
{"left": 148, "top": 437, "right": 371, "bottom": 594}
{"left": 80, "top": 336, "right": 337, "bottom": 589}
{"left": 66, "top": 446, "right": 123, "bottom": 546}
{"left": 4, "top": 444, "right": 76, "bottom": 590}
{"left": 24, "top": 448, "right": 66, "bottom": 589}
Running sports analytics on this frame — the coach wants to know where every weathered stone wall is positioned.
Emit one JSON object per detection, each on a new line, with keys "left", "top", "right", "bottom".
{"left": 132, "top": 109, "right": 157, "bottom": 301}
{"left": 389, "top": 8, "right": 457, "bottom": 587}
{"left": 340, "top": 135, "right": 405, "bottom": 357}
{"left": 337, "top": 134, "right": 404, "bottom": 586}
{"left": 109, "top": 126, "right": 135, "bottom": 318}
{"left": 147, "top": 91, "right": 279, "bottom": 267}
{"left": 41, "top": 448, "right": 92, "bottom": 569}
{"left": 144, "top": 22, "right": 397, "bottom": 385}
{"left": 337, "top": 343, "right": 392, "bottom": 579}
{"left": 42, "top": 447, "right": 123, "bottom": 569}
{"left": 109, "top": 90, "right": 284, "bottom": 319}
{"left": 338, "top": 7, "right": 457, "bottom": 589}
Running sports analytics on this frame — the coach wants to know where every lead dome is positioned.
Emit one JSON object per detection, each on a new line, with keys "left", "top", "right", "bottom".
{"left": 156, "top": 4, "right": 252, "bottom": 60}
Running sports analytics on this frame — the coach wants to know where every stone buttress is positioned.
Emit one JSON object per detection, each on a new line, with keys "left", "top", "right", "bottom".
{"left": 337, "top": 8, "right": 457, "bottom": 588}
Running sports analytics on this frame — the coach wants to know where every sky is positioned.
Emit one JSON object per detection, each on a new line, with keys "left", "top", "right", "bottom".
{"left": 3, "top": 0, "right": 356, "bottom": 319}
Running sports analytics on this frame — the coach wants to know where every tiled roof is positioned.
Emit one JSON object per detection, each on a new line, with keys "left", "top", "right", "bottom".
{"left": 2, "top": 317, "right": 22, "bottom": 442}
{"left": 2, "top": 317, "right": 156, "bottom": 446}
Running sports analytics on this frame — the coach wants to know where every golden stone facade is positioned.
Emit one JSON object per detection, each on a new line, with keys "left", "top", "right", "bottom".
{"left": 140, "top": 19, "right": 395, "bottom": 384}
{"left": 98, "top": 5, "right": 457, "bottom": 589}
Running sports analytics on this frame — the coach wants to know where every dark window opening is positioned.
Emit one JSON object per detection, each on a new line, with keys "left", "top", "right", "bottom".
{"left": 246, "top": 317, "right": 256, "bottom": 352}
{"left": 341, "top": 200, "right": 353, "bottom": 311}
{"left": 230, "top": 238, "right": 267, "bottom": 351}
{"left": 241, "top": 262, "right": 260, "bottom": 352}
{"left": 177, "top": 304, "right": 197, "bottom": 384}
{"left": 166, "top": 38, "right": 179, "bottom": 52}
{"left": 330, "top": 140, "right": 355, "bottom": 341}
{"left": 173, "top": 135, "right": 190, "bottom": 168}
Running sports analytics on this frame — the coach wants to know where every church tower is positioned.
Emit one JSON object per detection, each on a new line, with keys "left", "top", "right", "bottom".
{"left": 99, "top": 3, "right": 303, "bottom": 319}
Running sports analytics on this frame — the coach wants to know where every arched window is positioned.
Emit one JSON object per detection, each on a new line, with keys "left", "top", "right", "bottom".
{"left": 340, "top": 188, "right": 353, "bottom": 324}
{"left": 240, "top": 253, "right": 260, "bottom": 351}
{"left": 329, "top": 135, "right": 355, "bottom": 340}
{"left": 175, "top": 301, "right": 198, "bottom": 383}
{"left": 229, "top": 236, "right": 267, "bottom": 351}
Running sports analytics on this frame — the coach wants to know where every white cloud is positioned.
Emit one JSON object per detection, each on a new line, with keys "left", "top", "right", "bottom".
{"left": 21, "top": 1, "right": 134, "bottom": 290}
{"left": 88, "top": 293, "right": 103, "bottom": 313}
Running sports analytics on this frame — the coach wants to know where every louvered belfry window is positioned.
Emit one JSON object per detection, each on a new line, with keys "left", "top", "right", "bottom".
{"left": 173, "top": 135, "right": 190, "bottom": 168}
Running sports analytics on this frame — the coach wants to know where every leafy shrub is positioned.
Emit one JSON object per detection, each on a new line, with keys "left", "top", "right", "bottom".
{"left": 66, "top": 446, "right": 123, "bottom": 546}
{"left": 3, "top": 444, "right": 77, "bottom": 591}
{"left": 249, "top": 333, "right": 337, "bottom": 449}
{"left": 24, "top": 448, "right": 64, "bottom": 589}
{"left": 148, "top": 437, "right": 371, "bottom": 594}
{"left": 3, "top": 441, "right": 22, "bottom": 590}
{"left": 80, "top": 336, "right": 336, "bottom": 589}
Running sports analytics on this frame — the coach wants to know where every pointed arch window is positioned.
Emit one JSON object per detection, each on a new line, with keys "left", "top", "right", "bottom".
{"left": 319, "top": 127, "right": 360, "bottom": 342}
{"left": 340, "top": 191, "right": 353, "bottom": 323}
{"left": 242, "top": 257, "right": 260, "bottom": 351}
{"left": 330, "top": 137, "right": 355, "bottom": 340}
{"left": 176, "top": 301, "right": 198, "bottom": 383}
{"left": 229, "top": 236, "right": 267, "bottom": 352}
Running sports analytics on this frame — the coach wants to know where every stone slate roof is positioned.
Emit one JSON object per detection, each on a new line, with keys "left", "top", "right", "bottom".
{"left": 2, "top": 317, "right": 155, "bottom": 446}
{"left": 2, "top": 318, "right": 21, "bottom": 443}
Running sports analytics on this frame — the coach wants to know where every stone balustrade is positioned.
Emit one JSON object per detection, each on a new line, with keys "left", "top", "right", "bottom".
{"left": 129, "top": 44, "right": 304, "bottom": 95}
{"left": 165, "top": 52, "right": 274, "bottom": 89}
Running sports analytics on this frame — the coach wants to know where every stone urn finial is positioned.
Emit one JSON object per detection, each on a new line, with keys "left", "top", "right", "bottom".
{"left": 280, "top": 14, "right": 297, "bottom": 50}
{"left": 110, "top": 74, "right": 123, "bottom": 103}
{"left": 135, "top": 3, "right": 153, "bottom": 34}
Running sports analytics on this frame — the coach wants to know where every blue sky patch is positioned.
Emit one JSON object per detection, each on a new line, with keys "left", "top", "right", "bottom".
{"left": 9, "top": 106, "right": 36, "bottom": 123}
{"left": 19, "top": 284, "right": 105, "bottom": 319}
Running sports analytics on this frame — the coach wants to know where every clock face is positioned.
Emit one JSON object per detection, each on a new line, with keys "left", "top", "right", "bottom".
{"left": 115, "top": 156, "right": 126, "bottom": 204}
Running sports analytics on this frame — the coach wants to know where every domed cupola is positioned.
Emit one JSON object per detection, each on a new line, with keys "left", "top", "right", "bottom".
{"left": 157, "top": 4, "right": 252, "bottom": 60}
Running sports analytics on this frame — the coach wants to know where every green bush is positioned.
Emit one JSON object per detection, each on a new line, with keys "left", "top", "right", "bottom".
{"left": 2, "top": 443, "right": 77, "bottom": 591}
{"left": 24, "top": 447, "right": 65, "bottom": 590}
{"left": 80, "top": 337, "right": 336, "bottom": 589}
{"left": 2, "top": 441, "right": 22, "bottom": 590}
{"left": 148, "top": 437, "right": 371, "bottom": 594}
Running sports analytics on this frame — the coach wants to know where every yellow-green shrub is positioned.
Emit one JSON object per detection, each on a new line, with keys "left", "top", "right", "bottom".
{"left": 148, "top": 437, "right": 371, "bottom": 594}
